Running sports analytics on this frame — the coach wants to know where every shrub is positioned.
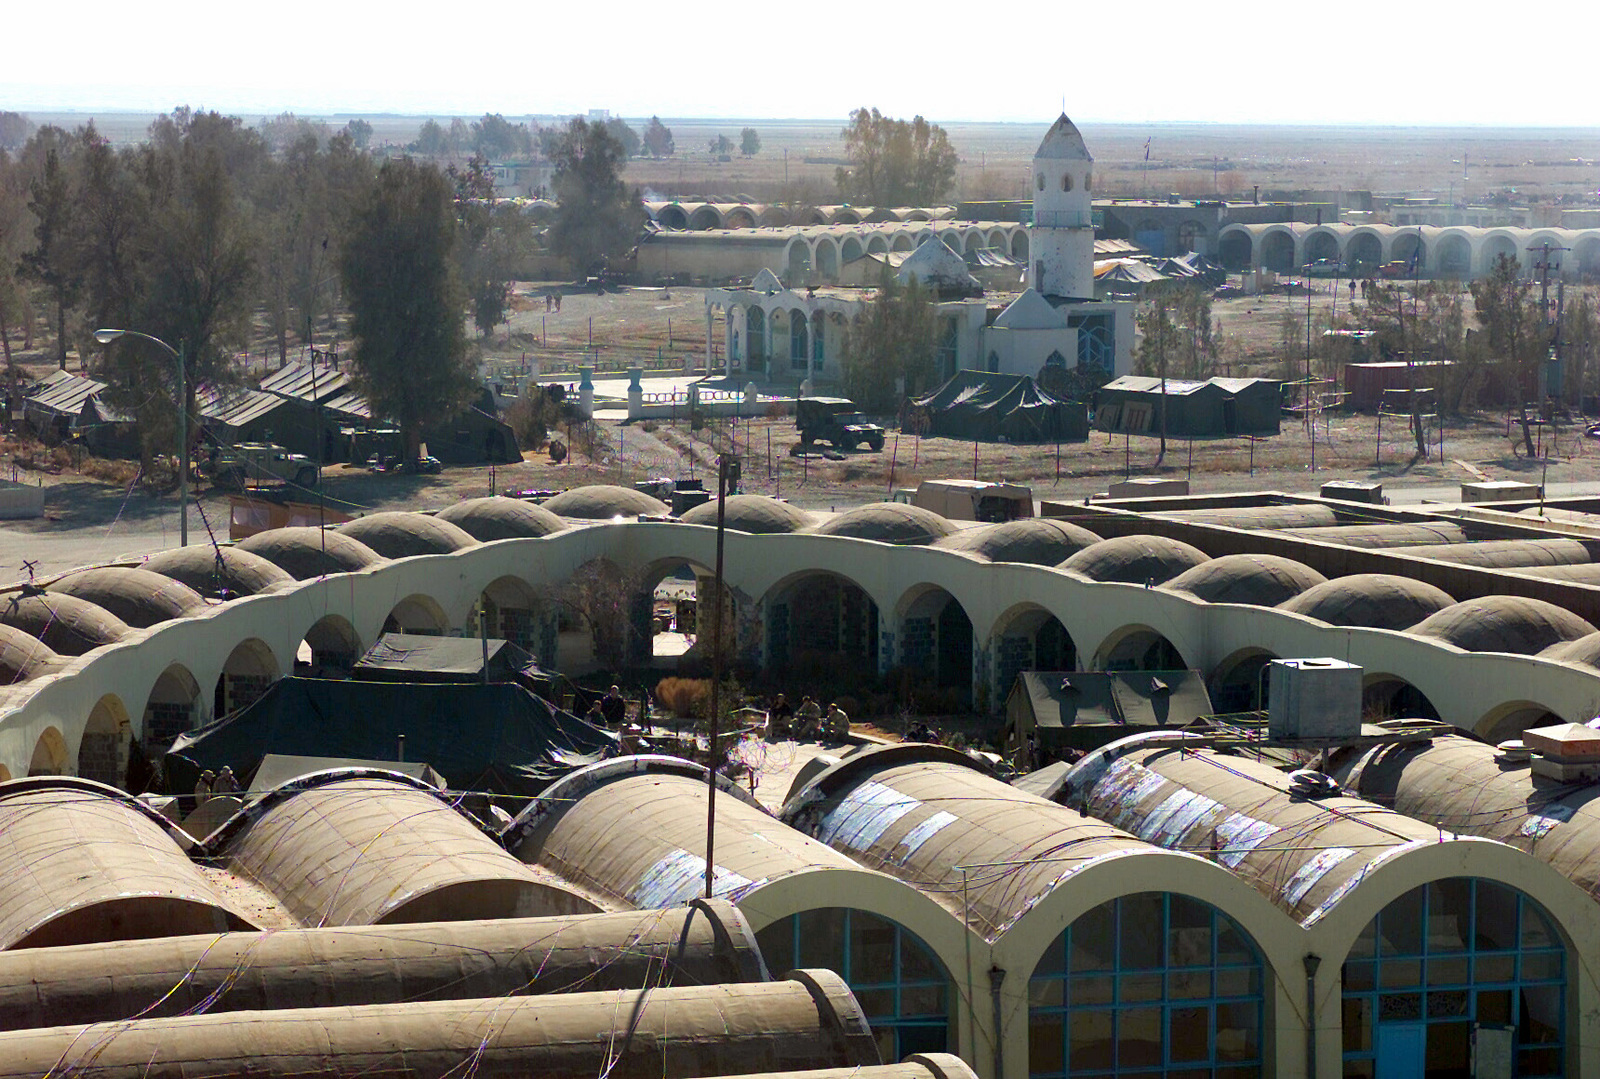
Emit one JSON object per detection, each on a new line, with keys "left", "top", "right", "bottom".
{"left": 655, "top": 676, "right": 711, "bottom": 718}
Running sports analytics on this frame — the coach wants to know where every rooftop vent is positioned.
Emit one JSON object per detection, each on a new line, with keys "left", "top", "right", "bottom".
{"left": 1267, "top": 658, "right": 1362, "bottom": 741}
{"left": 1522, "top": 722, "right": 1600, "bottom": 782}
{"left": 1286, "top": 769, "right": 1341, "bottom": 799}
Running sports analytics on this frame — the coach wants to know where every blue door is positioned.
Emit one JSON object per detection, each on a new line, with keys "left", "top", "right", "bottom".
{"left": 1376, "top": 1022, "right": 1426, "bottom": 1078}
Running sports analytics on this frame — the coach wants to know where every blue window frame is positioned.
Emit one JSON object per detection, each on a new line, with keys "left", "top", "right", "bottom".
{"left": 1028, "top": 891, "right": 1265, "bottom": 1079}
{"left": 756, "top": 908, "right": 950, "bottom": 1062}
{"left": 1340, "top": 878, "right": 1565, "bottom": 1078}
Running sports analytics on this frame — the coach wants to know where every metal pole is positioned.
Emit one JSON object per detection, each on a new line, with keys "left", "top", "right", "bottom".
{"left": 704, "top": 455, "right": 730, "bottom": 899}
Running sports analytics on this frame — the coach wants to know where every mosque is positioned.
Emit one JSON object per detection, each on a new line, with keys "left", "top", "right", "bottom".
{"left": 700, "top": 115, "right": 1135, "bottom": 390}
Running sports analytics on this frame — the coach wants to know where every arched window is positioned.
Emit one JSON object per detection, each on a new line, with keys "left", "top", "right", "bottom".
{"left": 1037, "top": 173, "right": 1046, "bottom": 191}
{"left": 1030, "top": 892, "right": 1265, "bottom": 1077}
{"left": 1342, "top": 878, "right": 1566, "bottom": 1077}
{"left": 1045, "top": 350, "right": 1067, "bottom": 368}
{"left": 1062, "top": 172, "right": 1074, "bottom": 193}
{"left": 758, "top": 908, "right": 950, "bottom": 1062}
{"left": 1085, "top": 170, "right": 1093, "bottom": 192}
{"left": 987, "top": 351, "right": 1001, "bottom": 373}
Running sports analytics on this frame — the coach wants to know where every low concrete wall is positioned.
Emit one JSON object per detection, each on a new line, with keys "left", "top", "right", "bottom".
{"left": 0, "top": 481, "right": 44, "bottom": 520}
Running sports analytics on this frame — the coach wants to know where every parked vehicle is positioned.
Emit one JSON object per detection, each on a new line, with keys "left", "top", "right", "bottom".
{"left": 1300, "top": 259, "right": 1343, "bottom": 278}
{"left": 1379, "top": 261, "right": 1414, "bottom": 279}
{"left": 368, "top": 453, "right": 442, "bottom": 475}
{"left": 202, "top": 443, "right": 319, "bottom": 490}
{"left": 794, "top": 397, "right": 885, "bottom": 452}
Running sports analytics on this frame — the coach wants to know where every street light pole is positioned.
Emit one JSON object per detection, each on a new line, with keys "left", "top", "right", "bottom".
{"left": 94, "top": 328, "right": 187, "bottom": 546}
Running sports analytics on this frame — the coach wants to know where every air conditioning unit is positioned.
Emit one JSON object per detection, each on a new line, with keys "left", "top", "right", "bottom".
{"left": 1268, "top": 658, "right": 1362, "bottom": 741}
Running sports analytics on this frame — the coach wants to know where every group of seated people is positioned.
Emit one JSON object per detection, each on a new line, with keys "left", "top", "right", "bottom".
{"left": 765, "top": 694, "right": 850, "bottom": 741}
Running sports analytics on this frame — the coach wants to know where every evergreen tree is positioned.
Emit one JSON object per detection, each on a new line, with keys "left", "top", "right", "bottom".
{"left": 642, "top": 116, "right": 674, "bottom": 158}
{"left": 340, "top": 158, "right": 477, "bottom": 458}
{"left": 547, "top": 119, "right": 644, "bottom": 277}
{"left": 842, "top": 271, "right": 936, "bottom": 411}
{"left": 740, "top": 127, "right": 761, "bottom": 157}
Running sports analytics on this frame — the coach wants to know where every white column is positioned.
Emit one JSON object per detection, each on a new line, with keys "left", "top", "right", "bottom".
{"left": 725, "top": 308, "right": 736, "bottom": 378}
{"left": 705, "top": 305, "right": 714, "bottom": 373}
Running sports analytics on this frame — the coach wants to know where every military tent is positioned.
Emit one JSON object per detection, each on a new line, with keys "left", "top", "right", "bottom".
{"left": 906, "top": 370, "right": 1088, "bottom": 443}
{"left": 166, "top": 677, "right": 618, "bottom": 799}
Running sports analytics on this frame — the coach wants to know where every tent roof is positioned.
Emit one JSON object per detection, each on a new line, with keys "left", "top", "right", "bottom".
{"left": 167, "top": 677, "right": 617, "bottom": 798}
{"left": 252, "top": 753, "right": 445, "bottom": 793}
{"left": 1013, "top": 670, "right": 1214, "bottom": 737}
{"left": 353, "top": 631, "right": 539, "bottom": 680}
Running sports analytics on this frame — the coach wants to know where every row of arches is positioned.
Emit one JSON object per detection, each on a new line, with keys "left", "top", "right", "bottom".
{"left": 1219, "top": 222, "right": 1600, "bottom": 279}
{"left": 782, "top": 226, "right": 1027, "bottom": 284}
{"left": 646, "top": 202, "right": 946, "bottom": 231}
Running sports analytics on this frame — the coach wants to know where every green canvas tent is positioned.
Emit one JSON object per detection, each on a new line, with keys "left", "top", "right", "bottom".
{"left": 166, "top": 677, "right": 618, "bottom": 799}
{"left": 1005, "top": 669, "right": 1214, "bottom": 754}
{"left": 906, "top": 370, "right": 1089, "bottom": 443}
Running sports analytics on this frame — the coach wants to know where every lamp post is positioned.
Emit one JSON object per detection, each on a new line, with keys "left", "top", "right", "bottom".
{"left": 94, "top": 328, "right": 187, "bottom": 546}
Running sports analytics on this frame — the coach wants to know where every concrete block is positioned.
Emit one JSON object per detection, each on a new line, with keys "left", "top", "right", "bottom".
{"left": 1268, "top": 658, "right": 1362, "bottom": 740}
{"left": 1107, "top": 477, "right": 1189, "bottom": 499}
{"left": 1461, "top": 480, "right": 1540, "bottom": 503}
{"left": 1321, "top": 480, "right": 1383, "bottom": 504}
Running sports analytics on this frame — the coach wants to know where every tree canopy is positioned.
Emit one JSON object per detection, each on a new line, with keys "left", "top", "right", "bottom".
{"left": 642, "top": 117, "right": 674, "bottom": 158}
{"left": 836, "top": 107, "right": 958, "bottom": 207}
{"left": 740, "top": 127, "right": 761, "bottom": 157}
{"left": 340, "top": 158, "right": 478, "bottom": 458}
{"left": 842, "top": 271, "right": 937, "bottom": 410}
{"left": 547, "top": 118, "right": 644, "bottom": 276}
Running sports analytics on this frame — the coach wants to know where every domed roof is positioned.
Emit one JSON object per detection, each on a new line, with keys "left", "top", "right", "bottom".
{"left": 0, "top": 624, "right": 60, "bottom": 685}
{"left": 45, "top": 568, "right": 206, "bottom": 629}
{"left": 1035, "top": 113, "right": 1092, "bottom": 162}
{"left": 337, "top": 512, "right": 480, "bottom": 559}
{"left": 1163, "top": 554, "right": 1327, "bottom": 606}
{"left": 1541, "top": 632, "right": 1600, "bottom": 669}
{"left": 1409, "top": 596, "right": 1597, "bottom": 655}
{"left": 1278, "top": 574, "right": 1456, "bottom": 631}
{"left": 541, "top": 485, "right": 669, "bottom": 519}
{"left": 810, "top": 503, "right": 958, "bottom": 545}
{"left": 934, "top": 518, "right": 1102, "bottom": 565}
{"left": 0, "top": 592, "right": 131, "bottom": 656}
{"left": 236, "top": 527, "right": 388, "bottom": 580}
{"left": 141, "top": 546, "right": 294, "bottom": 599}
{"left": 679, "top": 495, "right": 813, "bottom": 534}
{"left": 1060, "top": 535, "right": 1208, "bottom": 584}
{"left": 435, "top": 497, "right": 567, "bottom": 541}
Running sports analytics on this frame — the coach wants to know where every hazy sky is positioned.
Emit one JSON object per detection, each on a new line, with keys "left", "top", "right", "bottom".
{"left": 9, "top": 0, "right": 1598, "bottom": 127}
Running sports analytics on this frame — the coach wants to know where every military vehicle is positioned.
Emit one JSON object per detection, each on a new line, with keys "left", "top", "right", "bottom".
{"left": 203, "top": 443, "right": 319, "bottom": 489}
{"left": 794, "top": 398, "right": 885, "bottom": 453}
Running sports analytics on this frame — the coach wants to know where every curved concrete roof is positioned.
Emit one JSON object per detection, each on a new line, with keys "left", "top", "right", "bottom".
{"left": 434, "top": 496, "right": 568, "bottom": 541}
{"left": 1397, "top": 538, "right": 1600, "bottom": 569}
{"left": 1060, "top": 735, "right": 1472, "bottom": 925}
{"left": 680, "top": 495, "right": 814, "bottom": 534}
{"left": 1409, "top": 596, "right": 1598, "bottom": 655}
{"left": 0, "top": 972, "right": 881, "bottom": 1079}
{"left": 0, "top": 778, "right": 260, "bottom": 949}
{"left": 0, "top": 625, "right": 60, "bottom": 685}
{"left": 781, "top": 744, "right": 1182, "bottom": 942}
{"left": 236, "top": 527, "right": 388, "bottom": 580}
{"left": 45, "top": 567, "right": 206, "bottom": 629}
{"left": 504, "top": 756, "right": 876, "bottom": 911}
{"left": 1162, "top": 553, "right": 1327, "bottom": 606}
{"left": 142, "top": 545, "right": 295, "bottom": 599}
{"left": 337, "top": 512, "right": 480, "bottom": 559}
{"left": 542, "top": 484, "right": 669, "bottom": 519}
{"left": 1543, "top": 632, "right": 1600, "bottom": 669}
{"left": 1516, "top": 563, "right": 1600, "bottom": 585}
{"left": 932, "top": 518, "right": 1101, "bottom": 565}
{"left": 1277, "top": 573, "right": 1457, "bottom": 631}
{"left": 1275, "top": 522, "right": 1471, "bottom": 549}
{"left": 1330, "top": 733, "right": 1600, "bottom": 906}
{"left": 212, "top": 774, "right": 598, "bottom": 926}
{"left": 1060, "top": 534, "right": 1209, "bottom": 584}
{"left": 1155, "top": 503, "right": 1342, "bottom": 530}
{"left": 0, "top": 591, "right": 130, "bottom": 656}
{"left": 810, "top": 503, "right": 957, "bottom": 545}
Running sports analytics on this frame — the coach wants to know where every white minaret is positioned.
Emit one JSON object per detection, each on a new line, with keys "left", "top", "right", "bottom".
{"left": 1028, "top": 113, "right": 1096, "bottom": 300}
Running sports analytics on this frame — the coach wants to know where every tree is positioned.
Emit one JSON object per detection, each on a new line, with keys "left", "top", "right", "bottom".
{"left": 19, "top": 132, "right": 81, "bottom": 369}
{"left": 340, "top": 158, "right": 478, "bottom": 459}
{"left": 642, "top": 116, "right": 674, "bottom": 158}
{"left": 343, "top": 119, "right": 373, "bottom": 150}
{"left": 841, "top": 271, "right": 937, "bottom": 411}
{"left": 547, "top": 118, "right": 644, "bottom": 277}
{"left": 1562, "top": 288, "right": 1600, "bottom": 408}
{"left": 1135, "top": 291, "right": 1182, "bottom": 463}
{"left": 1471, "top": 254, "right": 1549, "bottom": 454}
{"left": 0, "top": 113, "right": 34, "bottom": 152}
{"left": 740, "top": 127, "right": 761, "bottom": 157}
{"left": 836, "top": 107, "right": 958, "bottom": 206}
{"left": 708, "top": 134, "right": 733, "bottom": 156}
{"left": 449, "top": 153, "right": 521, "bottom": 337}
{"left": 472, "top": 113, "right": 529, "bottom": 159}
{"left": 413, "top": 119, "right": 449, "bottom": 156}
{"left": 604, "top": 118, "right": 640, "bottom": 160}
{"left": 259, "top": 112, "right": 329, "bottom": 154}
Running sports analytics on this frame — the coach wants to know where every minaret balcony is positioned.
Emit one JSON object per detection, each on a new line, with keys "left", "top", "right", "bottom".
{"left": 1031, "top": 210, "right": 1093, "bottom": 229}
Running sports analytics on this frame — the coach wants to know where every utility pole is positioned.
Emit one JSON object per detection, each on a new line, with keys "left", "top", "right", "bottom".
{"left": 1528, "top": 241, "right": 1569, "bottom": 404}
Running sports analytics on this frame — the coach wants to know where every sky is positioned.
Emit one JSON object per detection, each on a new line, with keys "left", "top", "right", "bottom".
{"left": 8, "top": 0, "right": 1599, "bottom": 128}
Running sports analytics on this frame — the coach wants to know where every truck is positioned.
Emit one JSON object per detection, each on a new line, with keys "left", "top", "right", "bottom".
{"left": 902, "top": 479, "right": 1035, "bottom": 522}
{"left": 794, "top": 397, "right": 885, "bottom": 453}
{"left": 203, "top": 443, "right": 320, "bottom": 490}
